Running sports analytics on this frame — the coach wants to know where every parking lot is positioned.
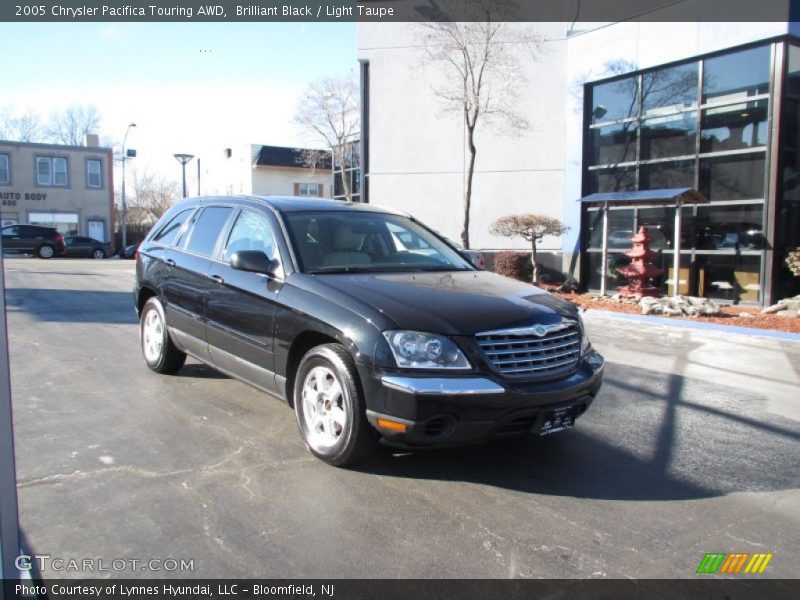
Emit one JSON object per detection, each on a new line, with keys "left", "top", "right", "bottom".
{"left": 4, "top": 257, "right": 800, "bottom": 578}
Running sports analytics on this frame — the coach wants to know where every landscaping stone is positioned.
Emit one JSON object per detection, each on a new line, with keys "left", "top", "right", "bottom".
{"left": 762, "top": 294, "right": 800, "bottom": 314}
{"left": 639, "top": 295, "right": 722, "bottom": 317}
{"left": 776, "top": 309, "right": 799, "bottom": 318}
{"left": 738, "top": 312, "right": 755, "bottom": 319}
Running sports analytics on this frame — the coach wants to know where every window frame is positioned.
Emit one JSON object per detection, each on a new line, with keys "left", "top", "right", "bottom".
{"left": 86, "top": 158, "right": 103, "bottom": 189}
{"left": 0, "top": 153, "right": 10, "bottom": 185}
{"left": 36, "top": 156, "right": 69, "bottom": 187}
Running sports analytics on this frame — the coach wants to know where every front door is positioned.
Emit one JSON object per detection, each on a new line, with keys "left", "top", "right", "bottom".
{"left": 205, "top": 208, "right": 284, "bottom": 394}
{"left": 88, "top": 221, "right": 105, "bottom": 242}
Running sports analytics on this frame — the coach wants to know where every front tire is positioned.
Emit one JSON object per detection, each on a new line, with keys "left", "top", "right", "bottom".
{"left": 294, "top": 344, "right": 377, "bottom": 467}
{"left": 37, "top": 245, "right": 54, "bottom": 259}
{"left": 140, "top": 297, "right": 186, "bottom": 374}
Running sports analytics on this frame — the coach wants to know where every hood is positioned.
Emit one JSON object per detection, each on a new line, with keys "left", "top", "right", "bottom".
{"left": 299, "top": 270, "right": 578, "bottom": 336}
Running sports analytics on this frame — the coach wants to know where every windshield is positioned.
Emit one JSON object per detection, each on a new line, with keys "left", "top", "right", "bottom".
{"left": 284, "top": 211, "right": 473, "bottom": 274}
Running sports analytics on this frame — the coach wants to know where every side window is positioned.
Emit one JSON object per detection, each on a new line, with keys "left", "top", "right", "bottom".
{"left": 152, "top": 209, "right": 194, "bottom": 246}
{"left": 223, "top": 210, "right": 279, "bottom": 263}
{"left": 183, "top": 206, "right": 235, "bottom": 257}
{"left": 1, "top": 226, "right": 19, "bottom": 236}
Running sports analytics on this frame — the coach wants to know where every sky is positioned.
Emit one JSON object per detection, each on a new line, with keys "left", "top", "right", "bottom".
{"left": 0, "top": 22, "right": 357, "bottom": 190}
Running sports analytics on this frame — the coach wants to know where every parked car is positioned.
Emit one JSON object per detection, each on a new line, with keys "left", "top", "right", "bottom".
{"left": 64, "top": 236, "right": 115, "bottom": 259}
{"left": 0, "top": 224, "right": 66, "bottom": 258}
{"left": 134, "top": 197, "right": 604, "bottom": 467}
{"left": 120, "top": 243, "right": 140, "bottom": 259}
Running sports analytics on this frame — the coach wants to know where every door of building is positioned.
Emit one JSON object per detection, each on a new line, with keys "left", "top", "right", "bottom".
{"left": 88, "top": 220, "right": 105, "bottom": 242}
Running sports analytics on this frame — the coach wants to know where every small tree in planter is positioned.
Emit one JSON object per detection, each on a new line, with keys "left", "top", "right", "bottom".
{"left": 490, "top": 214, "right": 569, "bottom": 285}
{"left": 786, "top": 246, "right": 800, "bottom": 277}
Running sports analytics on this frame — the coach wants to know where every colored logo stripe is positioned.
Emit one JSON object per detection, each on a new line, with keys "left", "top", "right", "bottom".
{"left": 697, "top": 553, "right": 726, "bottom": 573}
{"left": 719, "top": 553, "right": 749, "bottom": 573}
{"left": 744, "top": 553, "right": 773, "bottom": 574}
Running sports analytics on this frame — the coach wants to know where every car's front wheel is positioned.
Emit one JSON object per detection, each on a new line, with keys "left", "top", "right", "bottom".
{"left": 140, "top": 297, "right": 186, "bottom": 373}
{"left": 294, "top": 344, "right": 377, "bottom": 467}
{"left": 92, "top": 249, "right": 105, "bottom": 259}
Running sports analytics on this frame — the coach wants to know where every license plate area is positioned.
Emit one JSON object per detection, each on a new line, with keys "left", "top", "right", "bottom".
{"left": 536, "top": 407, "right": 577, "bottom": 436}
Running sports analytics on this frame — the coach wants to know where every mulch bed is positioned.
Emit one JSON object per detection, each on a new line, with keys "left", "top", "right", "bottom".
{"left": 550, "top": 291, "right": 800, "bottom": 335}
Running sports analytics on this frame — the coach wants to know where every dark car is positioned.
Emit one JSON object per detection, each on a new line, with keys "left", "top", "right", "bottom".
{"left": 120, "top": 243, "right": 140, "bottom": 259}
{"left": 134, "top": 196, "right": 604, "bottom": 466}
{"left": 0, "top": 224, "right": 66, "bottom": 258}
{"left": 64, "top": 236, "right": 115, "bottom": 259}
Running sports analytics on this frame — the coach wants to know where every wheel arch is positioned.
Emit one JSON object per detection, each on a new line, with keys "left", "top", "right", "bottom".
{"left": 283, "top": 331, "right": 351, "bottom": 408}
{"left": 136, "top": 285, "right": 158, "bottom": 317}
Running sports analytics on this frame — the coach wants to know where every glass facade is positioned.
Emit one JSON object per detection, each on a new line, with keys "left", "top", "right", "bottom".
{"left": 332, "top": 140, "right": 361, "bottom": 202}
{"left": 583, "top": 41, "right": 781, "bottom": 304}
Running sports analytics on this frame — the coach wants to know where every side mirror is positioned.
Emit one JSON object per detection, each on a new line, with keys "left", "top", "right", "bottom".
{"left": 460, "top": 250, "right": 486, "bottom": 270}
{"left": 230, "top": 250, "right": 279, "bottom": 276}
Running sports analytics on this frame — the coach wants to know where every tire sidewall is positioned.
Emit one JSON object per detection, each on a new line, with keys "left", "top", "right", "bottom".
{"left": 37, "top": 245, "right": 54, "bottom": 259}
{"left": 140, "top": 297, "right": 169, "bottom": 371}
{"left": 294, "top": 347, "right": 358, "bottom": 462}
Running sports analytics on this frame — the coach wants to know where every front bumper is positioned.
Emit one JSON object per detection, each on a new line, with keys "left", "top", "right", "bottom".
{"left": 362, "top": 352, "right": 604, "bottom": 448}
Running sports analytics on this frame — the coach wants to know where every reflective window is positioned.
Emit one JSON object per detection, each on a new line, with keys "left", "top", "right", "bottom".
{"left": 588, "top": 167, "right": 635, "bottom": 193}
{"left": 0, "top": 154, "right": 9, "bottom": 184}
{"left": 641, "top": 112, "right": 697, "bottom": 160}
{"left": 787, "top": 44, "right": 800, "bottom": 96}
{"left": 591, "top": 76, "right": 638, "bottom": 124}
{"left": 589, "top": 123, "right": 637, "bottom": 165}
{"left": 695, "top": 204, "right": 764, "bottom": 250}
{"left": 699, "top": 154, "right": 765, "bottom": 201}
{"left": 586, "top": 209, "right": 634, "bottom": 249}
{"left": 697, "top": 254, "right": 761, "bottom": 303}
{"left": 28, "top": 211, "right": 78, "bottom": 236}
{"left": 639, "top": 160, "right": 695, "bottom": 190}
{"left": 703, "top": 45, "right": 770, "bottom": 104}
{"left": 223, "top": 210, "right": 279, "bottom": 263}
{"left": 152, "top": 209, "right": 194, "bottom": 246}
{"left": 184, "top": 207, "right": 235, "bottom": 257}
{"left": 636, "top": 206, "right": 694, "bottom": 251}
{"left": 36, "top": 156, "right": 68, "bottom": 186}
{"left": 642, "top": 62, "right": 698, "bottom": 115}
{"left": 86, "top": 159, "right": 102, "bottom": 188}
{"left": 700, "top": 99, "right": 768, "bottom": 153}
{"left": 587, "top": 251, "right": 631, "bottom": 291}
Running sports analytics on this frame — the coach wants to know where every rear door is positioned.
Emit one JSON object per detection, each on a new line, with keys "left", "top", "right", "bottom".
{"left": 205, "top": 208, "right": 285, "bottom": 393}
{"left": 162, "top": 205, "right": 235, "bottom": 355}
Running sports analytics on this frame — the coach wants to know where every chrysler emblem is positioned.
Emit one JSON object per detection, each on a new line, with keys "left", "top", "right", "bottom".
{"left": 531, "top": 324, "right": 549, "bottom": 337}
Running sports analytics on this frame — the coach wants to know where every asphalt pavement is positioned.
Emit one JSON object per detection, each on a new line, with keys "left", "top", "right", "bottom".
{"left": 4, "top": 257, "right": 799, "bottom": 578}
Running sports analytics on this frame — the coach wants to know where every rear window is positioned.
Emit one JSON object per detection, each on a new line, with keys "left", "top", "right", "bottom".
{"left": 152, "top": 209, "right": 194, "bottom": 246}
{"left": 182, "top": 206, "right": 235, "bottom": 257}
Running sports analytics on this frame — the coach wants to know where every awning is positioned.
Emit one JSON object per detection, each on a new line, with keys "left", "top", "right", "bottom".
{"left": 578, "top": 187, "right": 709, "bottom": 207}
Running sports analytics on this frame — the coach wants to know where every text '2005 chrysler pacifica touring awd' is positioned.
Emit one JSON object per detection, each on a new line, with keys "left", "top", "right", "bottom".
{"left": 135, "top": 196, "right": 604, "bottom": 466}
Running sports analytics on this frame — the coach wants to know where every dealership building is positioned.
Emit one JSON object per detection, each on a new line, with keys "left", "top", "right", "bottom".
{"left": 357, "top": 21, "right": 800, "bottom": 305}
{"left": 0, "top": 136, "right": 114, "bottom": 242}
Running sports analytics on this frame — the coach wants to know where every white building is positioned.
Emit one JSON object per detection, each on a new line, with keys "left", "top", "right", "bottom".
{"left": 357, "top": 20, "right": 800, "bottom": 305}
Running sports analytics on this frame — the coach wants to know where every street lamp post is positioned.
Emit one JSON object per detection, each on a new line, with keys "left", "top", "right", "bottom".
{"left": 174, "top": 153, "right": 195, "bottom": 198}
{"left": 121, "top": 123, "right": 137, "bottom": 250}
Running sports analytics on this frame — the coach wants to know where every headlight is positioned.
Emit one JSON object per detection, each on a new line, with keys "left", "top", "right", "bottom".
{"left": 578, "top": 314, "right": 591, "bottom": 355}
{"left": 383, "top": 331, "right": 471, "bottom": 370}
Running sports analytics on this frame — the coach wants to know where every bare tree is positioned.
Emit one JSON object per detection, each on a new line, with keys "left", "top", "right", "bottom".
{"left": 0, "top": 106, "right": 44, "bottom": 142}
{"left": 294, "top": 72, "right": 359, "bottom": 201}
{"left": 128, "top": 170, "right": 181, "bottom": 224}
{"left": 417, "top": 1, "right": 543, "bottom": 248}
{"left": 490, "top": 214, "right": 569, "bottom": 285}
{"left": 47, "top": 104, "right": 102, "bottom": 146}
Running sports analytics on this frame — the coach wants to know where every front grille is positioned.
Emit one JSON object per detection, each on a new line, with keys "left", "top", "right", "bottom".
{"left": 475, "top": 321, "right": 581, "bottom": 378}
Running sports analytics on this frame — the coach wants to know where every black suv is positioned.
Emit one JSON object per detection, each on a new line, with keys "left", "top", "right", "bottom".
{"left": 134, "top": 197, "right": 604, "bottom": 466}
{"left": 0, "top": 224, "right": 66, "bottom": 258}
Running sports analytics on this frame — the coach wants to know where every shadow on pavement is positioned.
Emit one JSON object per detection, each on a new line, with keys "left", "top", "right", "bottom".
{"left": 4, "top": 288, "right": 137, "bottom": 324}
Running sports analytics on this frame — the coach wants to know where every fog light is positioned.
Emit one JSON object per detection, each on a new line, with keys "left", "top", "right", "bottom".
{"left": 376, "top": 418, "right": 408, "bottom": 433}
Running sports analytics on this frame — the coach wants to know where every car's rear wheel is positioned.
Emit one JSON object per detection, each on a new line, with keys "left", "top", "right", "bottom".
{"left": 140, "top": 297, "right": 186, "bottom": 374}
{"left": 92, "top": 249, "right": 105, "bottom": 259}
{"left": 294, "top": 344, "right": 377, "bottom": 467}
{"left": 37, "top": 245, "right": 54, "bottom": 259}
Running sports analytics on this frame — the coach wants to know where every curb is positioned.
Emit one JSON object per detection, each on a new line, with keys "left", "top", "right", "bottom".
{"left": 583, "top": 309, "right": 800, "bottom": 342}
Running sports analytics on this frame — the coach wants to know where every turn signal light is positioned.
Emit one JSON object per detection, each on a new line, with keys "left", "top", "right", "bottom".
{"left": 376, "top": 418, "right": 408, "bottom": 433}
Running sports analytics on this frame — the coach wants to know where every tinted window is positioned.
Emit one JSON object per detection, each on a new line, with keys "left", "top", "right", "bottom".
{"left": 223, "top": 210, "right": 279, "bottom": 263}
{"left": 183, "top": 207, "right": 234, "bottom": 257}
{"left": 642, "top": 62, "right": 698, "bottom": 115}
{"left": 703, "top": 45, "right": 770, "bottom": 104}
{"left": 152, "top": 209, "right": 194, "bottom": 246}
{"left": 591, "top": 76, "right": 638, "bottom": 123}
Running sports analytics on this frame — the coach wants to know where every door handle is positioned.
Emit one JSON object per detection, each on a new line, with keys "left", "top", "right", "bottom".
{"left": 210, "top": 274, "right": 224, "bottom": 285}
{"left": 165, "top": 258, "right": 176, "bottom": 267}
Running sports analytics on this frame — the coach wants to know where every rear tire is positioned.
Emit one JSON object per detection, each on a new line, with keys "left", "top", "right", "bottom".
{"left": 294, "top": 344, "right": 378, "bottom": 467}
{"left": 140, "top": 297, "right": 186, "bottom": 374}
{"left": 37, "top": 245, "right": 54, "bottom": 259}
{"left": 92, "top": 249, "right": 105, "bottom": 259}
